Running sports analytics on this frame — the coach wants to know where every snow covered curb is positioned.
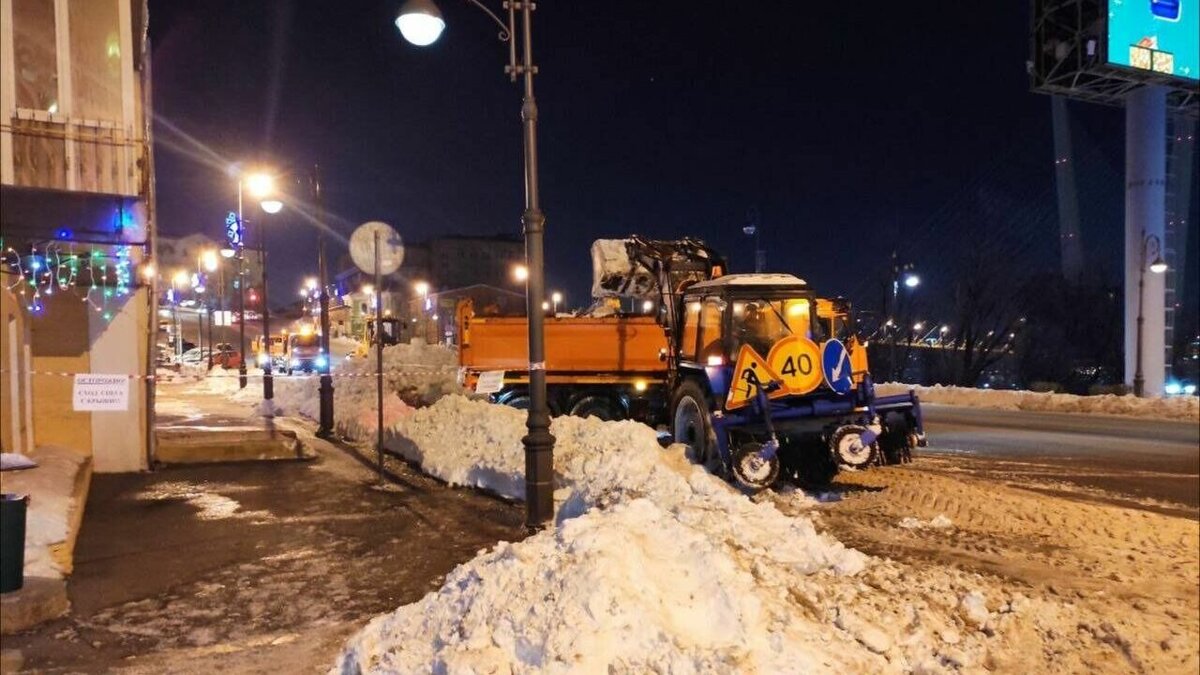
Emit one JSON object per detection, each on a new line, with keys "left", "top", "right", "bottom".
{"left": 0, "top": 446, "right": 90, "bottom": 579}
{"left": 876, "top": 382, "right": 1199, "bottom": 421}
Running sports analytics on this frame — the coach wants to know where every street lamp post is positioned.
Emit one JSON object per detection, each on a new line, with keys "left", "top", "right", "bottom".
{"left": 414, "top": 280, "right": 431, "bottom": 342}
{"left": 259, "top": 196, "right": 283, "bottom": 401}
{"left": 887, "top": 250, "right": 919, "bottom": 381}
{"left": 312, "top": 165, "right": 335, "bottom": 437}
{"left": 1133, "top": 230, "right": 1168, "bottom": 397}
{"left": 397, "top": 0, "right": 555, "bottom": 529}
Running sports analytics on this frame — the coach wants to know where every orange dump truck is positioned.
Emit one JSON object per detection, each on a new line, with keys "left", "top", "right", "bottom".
{"left": 456, "top": 299, "right": 671, "bottom": 421}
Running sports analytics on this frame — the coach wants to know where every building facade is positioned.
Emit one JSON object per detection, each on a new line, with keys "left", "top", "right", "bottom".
{"left": 1, "top": 0, "right": 154, "bottom": 472}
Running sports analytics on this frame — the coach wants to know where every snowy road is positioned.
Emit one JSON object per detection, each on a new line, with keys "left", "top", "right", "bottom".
{"left": 921, "top": 403, "right": 1200, "bottom": 508}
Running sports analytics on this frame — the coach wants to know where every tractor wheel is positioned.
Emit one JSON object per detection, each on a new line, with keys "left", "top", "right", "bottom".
{"left": 829, "top": 424, "right": 877, "bottom": 469}
{"left": 671, "top": 380, "right": 720, "bottom": 472}
{"left": 730, "top": 442, "right": 780, "bottom": 492}
{"left": 569, "top": 395, "right": 624, "bottom": 421}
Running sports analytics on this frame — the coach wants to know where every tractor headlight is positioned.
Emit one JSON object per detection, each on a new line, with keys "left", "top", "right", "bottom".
{"left": 315, "top": 355, "right": 327, "bottom": 369}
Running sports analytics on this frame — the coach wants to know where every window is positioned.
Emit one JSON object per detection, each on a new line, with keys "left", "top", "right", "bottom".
{"left": 697, "top": 297, "right": 726, "bottom": 361}
{"left": 731, "top": 297, "right": 812, "bottom": 355}
{"left": 678, "top": 300, "right": 701, "bottom": 362}
{"left": 69, "top": 0, "right": 123, "bottom": 121}
{"left": 12, "top": 0, "right": 59, "bottom": 112}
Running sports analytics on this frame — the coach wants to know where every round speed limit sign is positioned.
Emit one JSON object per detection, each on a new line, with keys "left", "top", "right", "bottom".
{"left": 766, "top": 336, "right": 823, "bottom": 395}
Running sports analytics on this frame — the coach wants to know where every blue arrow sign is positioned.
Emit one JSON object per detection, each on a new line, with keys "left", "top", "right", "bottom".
{"left": 821, "top": 339, "right": 853, "bottom": 395}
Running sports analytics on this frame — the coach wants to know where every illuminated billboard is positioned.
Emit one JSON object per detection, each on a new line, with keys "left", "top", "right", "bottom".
{"left": 1107, "top": 0, "right": 1199, "bottom": 81}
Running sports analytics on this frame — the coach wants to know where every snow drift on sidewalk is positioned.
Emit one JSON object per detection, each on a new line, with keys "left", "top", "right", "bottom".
{"left": 333, "top": 397, "right": 1047, "bottom": 673}
{"left": 876, "top": 382, "right": 1199, "bottom": 421}
{"left": 252, "top": 341, "right": 462, "bottom": 427}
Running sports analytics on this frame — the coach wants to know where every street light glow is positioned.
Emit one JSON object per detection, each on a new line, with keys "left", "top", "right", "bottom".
{"left": 361, "top": 284, "right": 375, "bottom": 296}
{"left": 551, "top": 291, "right": 562, "bottom": 303}
{"left": 414, "top": 281, "right": 430, "bottom": 296}
{"left": 219, "top": 248, "right": 236, "bottom": 258}
{"left": 305, "top": 277, "right": 318, "bottom": 290}
{"left": 642, "top": 300, "right": 654, "bottom": 312}
{"left": 172, "top": 270, "right": 189, "bottom": 287}
{"left": 913, "top": 322, "right": 924, "bottom": 331}
{"left": 512, "top": 264, "right": 529, "bottom": 283}
{"left": 1149, "top": 257, "right": 1168, "bottom": 274}
{"left": 903, "top": 273, "right": 921, "bottom": 288}
{"left": 201, "top": 250, "right": 219, "bottom": 272}
{"left": 396, "top": 0, "right": 446, "bottom": 46}
{"left": 244, "top": 172, "right": 275, "bottom": 199}
{"left": 260, "top": 199, "right": 283, "bottom": 214}
{"left": 141, "top": 263, "right": 156, "bottom": 281}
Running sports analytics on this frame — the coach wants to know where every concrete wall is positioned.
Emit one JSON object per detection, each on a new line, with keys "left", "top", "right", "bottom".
{"left": 88, "top": 289, "right": 148, "bottom": 472}
{"left": 30, "top": 293, "right": 92, "bottom": 457}
{"left": 0, "top": 275, "right": 31, "bottom": 453}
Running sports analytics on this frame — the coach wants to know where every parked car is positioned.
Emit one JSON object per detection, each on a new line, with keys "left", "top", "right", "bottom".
{"left": 178, "top": 348, "right": 210, "bottom": 365}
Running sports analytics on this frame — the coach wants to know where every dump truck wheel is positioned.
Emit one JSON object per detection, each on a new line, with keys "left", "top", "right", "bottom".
{"left": 569, "top": 395, "right": 624, "bottom": 421}
{"left": 499, "top": 390, "right": 531, "bottom": 410}
{"left": 671, "top": 380, "right": 720, "bottom": 472}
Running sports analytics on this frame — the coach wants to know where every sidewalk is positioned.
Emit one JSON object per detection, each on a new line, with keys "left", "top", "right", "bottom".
{"left": 154, "top": 380, "right": 311, "bottom": 464}
{"left": 1, "top": 415, "right": 525, "bottom": 673}
{"left": 1, "top": 446, "right": 91, "bottom": 635}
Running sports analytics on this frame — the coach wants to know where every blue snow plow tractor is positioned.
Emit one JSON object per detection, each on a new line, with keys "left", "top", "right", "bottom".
{"left": 665, "top": 272, "right": 926, "bottom": 491}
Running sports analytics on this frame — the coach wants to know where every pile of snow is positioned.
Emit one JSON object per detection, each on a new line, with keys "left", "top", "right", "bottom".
{"left": 0, "top": 445, "right": 88, "bottom": 579}
{"left": 332, "top": 397, "right": 1035, "bottom": 673}
{"left": 876, "top": 382, "right": 1199, "bottom": 421}
{"left": 257, "top": 341, "right": 463, "bottom": 428}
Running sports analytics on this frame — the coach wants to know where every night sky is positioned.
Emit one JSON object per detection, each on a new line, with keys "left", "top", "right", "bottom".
{"left": 148, "top": 1, "right": 1197, "bottom": 321}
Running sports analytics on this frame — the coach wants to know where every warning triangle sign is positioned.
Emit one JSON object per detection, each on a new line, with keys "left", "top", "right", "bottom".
{"left": 725, "top": 345, "right": 787, "bottom": 410}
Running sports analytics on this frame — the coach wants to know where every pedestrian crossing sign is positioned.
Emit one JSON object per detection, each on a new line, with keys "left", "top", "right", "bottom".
{"left": 725, "top": 345, "right": 787, "bottom": 410}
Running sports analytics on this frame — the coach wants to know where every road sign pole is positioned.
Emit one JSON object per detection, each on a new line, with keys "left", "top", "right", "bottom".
{"left": 374, "top": 229, "right": 384, "bottom": 484}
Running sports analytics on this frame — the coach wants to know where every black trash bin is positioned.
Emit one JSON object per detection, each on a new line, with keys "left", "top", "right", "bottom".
{"left": 1, "top": 493, "right": 29, "bottom": 593}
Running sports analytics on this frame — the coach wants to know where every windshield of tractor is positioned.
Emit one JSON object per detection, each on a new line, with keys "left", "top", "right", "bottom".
{"left": 731, "top": 297, "right": 817, "bottom": 355}
{"left": 290, "top": 333, "right": 319, "bottom": 350}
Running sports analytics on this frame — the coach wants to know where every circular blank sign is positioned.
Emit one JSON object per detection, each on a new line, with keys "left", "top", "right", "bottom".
{"left": 349, "top": 221, "right": 404, "bottom": 275}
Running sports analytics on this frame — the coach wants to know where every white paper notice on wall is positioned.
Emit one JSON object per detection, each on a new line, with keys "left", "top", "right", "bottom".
{"left": 474, "top": 370, "right": 506, "bottom": 395}
{"left": 73, "top": 375, "right": 130, "bottom": 411}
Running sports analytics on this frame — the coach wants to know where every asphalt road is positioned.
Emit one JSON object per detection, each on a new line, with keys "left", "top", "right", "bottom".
{"left": 921, "top": 403, "right": 1200, "bottom": 509}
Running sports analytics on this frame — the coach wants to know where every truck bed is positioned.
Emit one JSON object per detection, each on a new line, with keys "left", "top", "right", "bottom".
{"left": 459, "top": 313, "right": 668, "bottom": 375}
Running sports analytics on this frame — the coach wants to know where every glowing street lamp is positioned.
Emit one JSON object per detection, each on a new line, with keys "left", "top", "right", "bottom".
{"left": 642, "top": 300, "right": 654, "bottom": 313}
{"left": 551, "top": 291, "right": 562, "bottom": 314}
{"left": 512, "top": 264, "right": 529, "bottom": 283}
{"left": 395, "top": 0, "right": 445, "bottom": 46}
{"left": 903, "top": 273, "right": 920, "bottom": 289}
{"left": 201, "top": 249, "right": 219, "bottom": 272}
